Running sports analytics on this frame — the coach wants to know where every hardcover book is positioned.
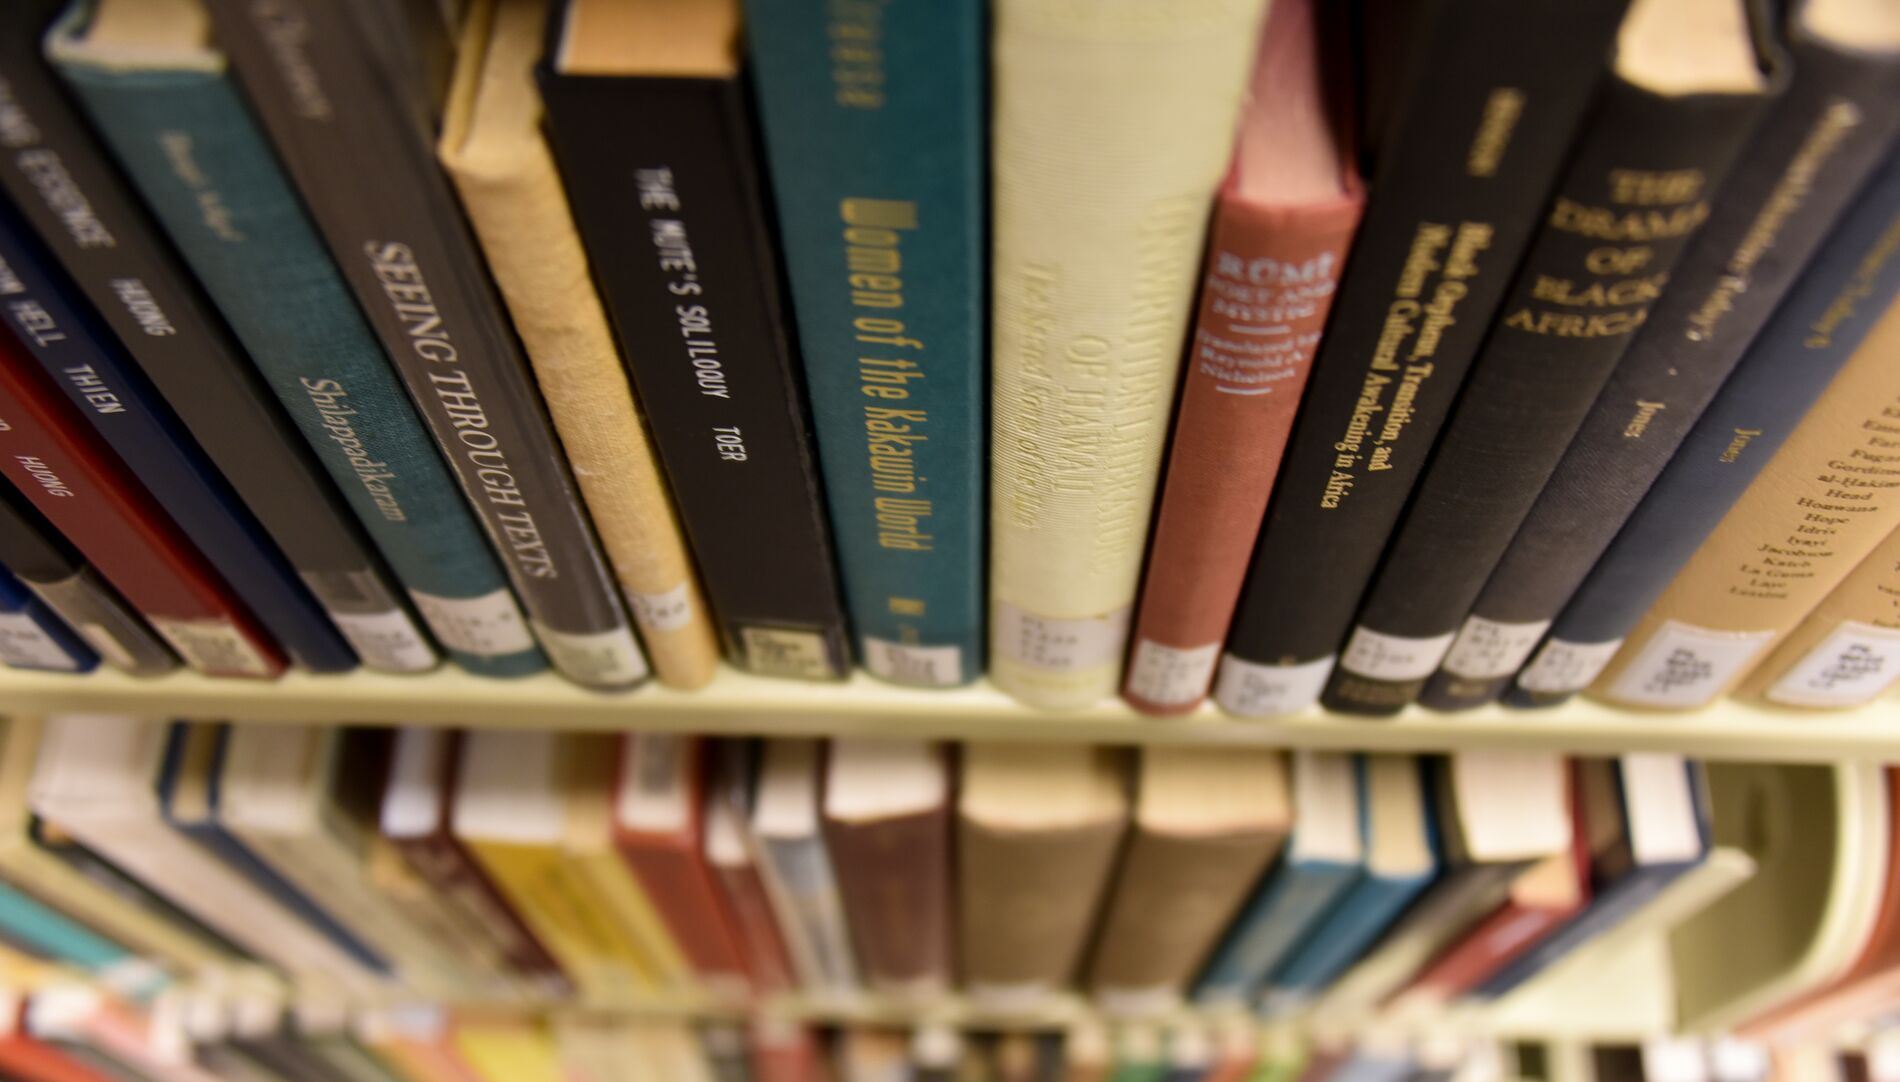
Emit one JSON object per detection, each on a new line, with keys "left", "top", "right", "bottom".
{"left": 0, "top": 489, "right": 172, "bottom": 674}
{"left": 440, "top": 0, "right": 719, "bottom": 688}
{"left": 1122, "top": 0, "right": 1364, "bottom": 715}
{"left": 821, "top": 738, "right": 953, "bottom": 995}
{"left": 1592, "top": 297, "right": 1900, "bottom": 709}
{"left": 1213, "top": 0, "right": 1629, "bottom": 717}
{"left": 957, "top": 744, "right": 1128, "bottom": 1002}
{"left": 988, "top": 0, "right": 1267, "bottom": 710}
{"left": 1741, "top": 525, "right": 1900, "bottom": 708}
{"left": 539, "top": 0, "right": 850, "bottom": 681}
{"left": 1194, "top": 752, "right": 1365, "bottom": 1005}
{"left": 1506, "top": 6, "right": 1900, "bottom": 709}
{"left": 0, "top": 333, "right": 282, "bottom": 676}
{"left": 52, "top": 0, "right": 550, "bottom": 678}
{"left": 702, "top": 741, "right": 798, "bottom": 993}
{"left": 0, "top": 563, "right": 92, "bottom": 673}
{"left": 1085, "top": 747, "right": 1290, "bottom": 1012}
{"left": 750, "top": 738, "right": 860, "bottom": 996}
{"left": 204, "top": 0, "right": 650, "bottom": 689}
{"left": 747, "top": 0, "right": 984, "bottom": 687}
{"left": 1328, "top": 0, "right": 1772, "bottom": 714}
{"left": 0, "top": 0, "right": 433, "bottom": 675}
{"left": 0, "top": 199, "right": 353, "bottom": 671}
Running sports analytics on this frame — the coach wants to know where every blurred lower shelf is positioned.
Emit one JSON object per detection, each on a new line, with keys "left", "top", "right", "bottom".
{"left": 1, "top": 665, "right": 1895, "bottom": 761}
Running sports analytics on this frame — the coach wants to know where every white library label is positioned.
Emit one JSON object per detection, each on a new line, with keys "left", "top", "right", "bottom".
{"left": 1607, "top": 621, "right": 1777, "bottom": 708}
{"left": 1442, "top": 616, "right": 1551, "bottom": 679}
{"left": 1340, "top": 626, "right": 1457, "bottom": 681}
{"left": 1213, "top": 653, "right": 1334, "bottom": 716}
{"left": 409, "top": 588, "right": 536, "bottom": 657}
{"left": 1125, "top": 639, "right": 1220, "bottom": 705}
{"left": 992, "top": 602, "right": 1130, "bottom": 674}
{"left": 328, "top": 608, "right": 437, "bottom": 673}
{"left": 1766, "top": 620, "right": 1900, "bottom": 708}
{"left": 863, "top": 638, "right": 964, "bottom": 687}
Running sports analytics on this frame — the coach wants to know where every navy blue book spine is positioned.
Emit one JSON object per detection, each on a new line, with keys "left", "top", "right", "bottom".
{"left": 0, "top": 200, "right": 354, "bottom": 671}
{"left": 1509, "top": 143, "right": 1900, "bottom": 706}
{"left": 0, "top": 561, "right": 94, "bottom": 672}
{"left": 155, "top": 725, "right": 387, "bottom": 974}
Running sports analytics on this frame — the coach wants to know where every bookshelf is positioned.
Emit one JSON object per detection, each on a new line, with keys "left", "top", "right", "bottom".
{"left": 5, "top": 666, "right": 1893, "bottom": 763}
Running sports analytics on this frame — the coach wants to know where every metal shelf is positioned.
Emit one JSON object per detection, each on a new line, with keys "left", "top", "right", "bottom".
{"left": 0, "top": 665, "right": 1891, "bottom": 761}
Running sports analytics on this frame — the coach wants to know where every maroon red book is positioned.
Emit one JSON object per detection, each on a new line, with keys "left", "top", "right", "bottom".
{"left": 0, "top": 335, "right": 282, "bottom": 676}
{"left": 611, "top": 735, "right": 755, "bottom": 991}
{"left": 1123, "top": 0, "right": 1364, "bottom": 715}
{"left": 702, "top": 750, "right": 797, "bottom": 993}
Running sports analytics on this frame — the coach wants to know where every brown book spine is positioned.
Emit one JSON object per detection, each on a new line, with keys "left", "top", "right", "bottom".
{"left": 1123, "top": 152, "right": 1363, "bottom": 712}
{"left": 958, "top": 819, "right": 1125, "bottom": 993}
{"left": 1740, "top": 523, "right": 1900, "bottom": 708}
{"left": 822, "top": 806, "right": 953, "bottom": 993}
{"left": 709, "top": 860, "right": 797, "bottom": 994}
{"left": 390, "top": 829, "right": 570, "bottom": 997}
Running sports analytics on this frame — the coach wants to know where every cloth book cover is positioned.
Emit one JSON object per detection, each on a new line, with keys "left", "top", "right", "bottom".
{"left": 1213, "top": 0, "right": 1629, "bottom": 717}
{"left": 0, "top": 563, "right": 93, "bottom": 673}
{"left": 0, "top": 199, "right": 352, "bottom": 671}
{"left": 0, "top": 332, "right": 282, "bottom": 676}
{"left": 1122, "top": 0, "right": 1365, "bottom": 716}
{"left": 0, "top": 0, "right": 434, "bottom": 675}
{"left": 1329, "top": 0, "right": 1774, "bottom": 714}
{"left": 439, "top": 0, "right": 719, "bottom": 689}
{"left": 1741, "top": 524, "right": 1900, "bottom": 709}
{"left": 50, "top": 5, "right": 551, "bottom": 678}
{"left": 986, "top": 0, "right": 1267, "bottom": 710}
{"left": 746, "top": 0, "right": 984, "bottom": 687}
{"left": 0, "top": 489, "right": 172, "bottom": 674}
{"left": 204, "top": 0, "right": 650, "bottom": 689}
{"left": 1507, "top": 21, "right": 1900, "bottom": 708}
{"left": 538, "top": 0, "right": 850, "bottom": 681}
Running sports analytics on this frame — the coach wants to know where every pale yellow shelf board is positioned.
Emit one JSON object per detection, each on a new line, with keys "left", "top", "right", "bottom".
{"left": 0, "top": 665, "right": 1892, "bottom": 760}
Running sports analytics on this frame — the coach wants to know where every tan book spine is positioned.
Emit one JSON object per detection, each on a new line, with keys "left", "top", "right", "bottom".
{"left": 957, "top": 816, "right": 1125, "bottom": 997}
{"left": 1594, "top": 298, "right": 1900, "bottom": 709}
{"left": 1739, "top": 523, "right": 1900, "bottom": 708}
{"left": 440, "top": 0, "right": 717, "bottom": 688}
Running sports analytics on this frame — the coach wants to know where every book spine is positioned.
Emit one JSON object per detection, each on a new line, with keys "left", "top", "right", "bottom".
{"left": 0, "top": 4, "right": 434, "bottom": 675}
{"left": 746, "top": 0, "right": 985, "bottom": 687}
{"left": 1512, "top": 138, "right": 1900, "bottom": 710}
{"left": 822, "top": 808, "right": 953, "bottom": 994}
{"left": 1470, "top": 867, "right": 1685, "bottom": 999}
{"left": 438, "top": 1, "right": 716, "bottom": 690}
{"left": 0, "top": 490, "right": 171, "bottom": 674}
{"left": 1213, "top": 0, "right": 1628, "bottom": 717}
{"left": 1268, "top": 874, "right": 1430, "bottom": 997}
{"left": 955, "top": 819, "right": 1124, "bottom": 998}
{"left": 461, "top": 841, "right": 652, "bottom": 1003}
{"left": 1193, "top": 863, "right": 1359, "bottom": 1005}
{"left": 0, "top": 202, "right": 355, "bottom": 671}
{"left": 537, "top": 65, "right": 850, "bottom": 681}
{"left": 203, "top": 0, "right": 649, "bottom": 689}
{"left": 707, "top": 858, "right": 797, "bottom": 994}
{"left": 755, "top": 832, "right": 861, "bottom": 994}
{"left": 55, "top": 50, "right": 547, "bottom": 679}
{"left": 1326, "top": 76, "right": 1766, "bottom": 715}
{"left": 988, "top": 0, "right": 1265, "bottom": 710}
{"left": 0, "top": 564, "right": 92, "bottom": 673}
{"left": 1590, "top": 304, "right": 1900, "bottom": 709}
{"left": 613, "top": 837, "right": 752, "bottom": 989}
{"left": 0, "top": 338, "right": 283, "bottom": 676}
{"left": 1740, "top": 524, "right": 1900, "bottom": 708}
{"left": 1124, "top": 186, "right": 1363, "bottom": 715}
{"left": 391, "top": 829, "right": 572, "bottom": 998}
{"left": 1437, "top": 39, "right": 1900, "bottom": 712}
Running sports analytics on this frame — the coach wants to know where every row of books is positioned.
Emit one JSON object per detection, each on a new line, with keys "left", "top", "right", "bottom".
{"left": 6, "top": 715, "right": 1895, "bottom": 1047}
{"left": 0, "top": 996, "right": 1822, "bottom": 1082}
{"left": 5, "top": 0, "right": 1900, "bottom": 717}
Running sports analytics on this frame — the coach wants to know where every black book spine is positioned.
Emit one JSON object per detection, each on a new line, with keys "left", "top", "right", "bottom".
{"left": 1326, "top": 68, "right": 1773, "bottom": 716}
{"left": 204, "top": 0, "right": 650, "bottom": 689}
{"left": 1500, "top": 28, "right": 1900, "bottom": 710}
{"left": 0, "top": 487, "right": 173, "bottom": 674}
{"left": 538, "top": 61, "right": 851, "bottom": 680}
{"left": 1427, "top": 23, "right": 1900, "bottom": 712}
{"left": 0, "top": 4, "right": 440, "bottom": 674}
{"left": 1212, "top": 0, "right": 1629, "bottom": 717}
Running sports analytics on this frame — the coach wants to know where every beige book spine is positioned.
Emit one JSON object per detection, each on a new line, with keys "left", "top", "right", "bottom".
{"left": 1594, "top": 299, "right": 1900, "bottom": 709}
{"left": 441, "top": 0, "right": 717, "bottom": 688}
{"left": 988, "top": 0, "right": 1267, "bottom": 709}
{"left": 1738, "top": 522, "right": 1900, "bottom": 708}
{"left": 957, "top": 817, "right": 1125, "bottom": 996}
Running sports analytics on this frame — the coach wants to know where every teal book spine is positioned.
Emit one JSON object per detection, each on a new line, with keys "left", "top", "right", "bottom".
{"left": 53, "top": 43, "right": 544, "bottom": 678}
{"left": 0, "top": 879, "right": 163, "bottom": 996}
{"left": 1192, "top": 859, "right": 1363, "bottom": 1005}
{"left": 746, "top": 0, "right": 984, "bottom": 686}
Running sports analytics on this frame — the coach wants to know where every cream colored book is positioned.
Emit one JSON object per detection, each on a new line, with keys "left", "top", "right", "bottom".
{"left": 1739, "top": 523, "right": 1900, "bottom": 708}
{"left": 1594, "top": 298, "right": 1900, "bottom": 710}
{"left": 958, "top": 743, "right": 1129, "bottom": 1003}
{"left": 26, "top": 716, "right": 384, "bottom": 996}
{"left": 0, "top": 717, "right": 238, "bottom": 978}
{"left": 988, "top": 0, "right": 1269, "bottom": 709}
{"left": 440, "top": 0, "right": 717, "bottom": 689}
{"left": 1084, "top": 746, "right": 1290, "bottom": 1013}
{"left": 217, "top": 724, "right": 493, "bottom": 998}
{"left": 1671, "top": 762, "right": 1889, "bottom": 1031}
